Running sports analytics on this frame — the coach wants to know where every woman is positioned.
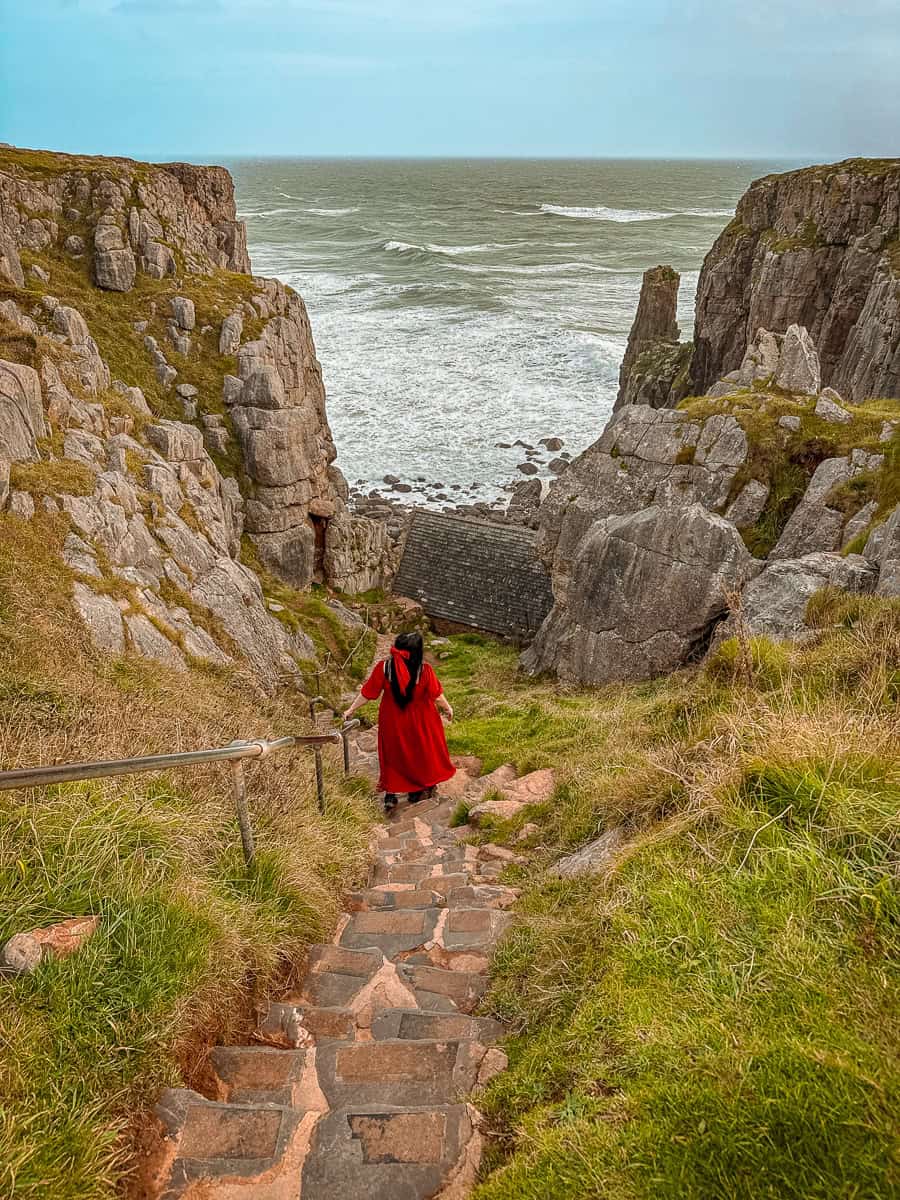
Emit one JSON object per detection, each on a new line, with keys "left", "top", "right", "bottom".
{"left": 343, "top": 631, "right": 455, "bottom": 812}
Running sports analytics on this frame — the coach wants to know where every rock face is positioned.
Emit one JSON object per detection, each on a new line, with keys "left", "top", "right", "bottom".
{"left": 522, "top": 504, "right": 754, "bottom": 684}
{"left": 771, "top": 450, "right": 884, "bottom": 560}
{"left": 691, "top": 159, "right": 900, "bottom": 400}
{"left": 0, "top": 146, "right": 392, "bottom": 684}
{"left": 615, "top": 266, "right": 692, "bottom": 411}
{"left": 864, "top": 503, "right": 900, "bottom": 597}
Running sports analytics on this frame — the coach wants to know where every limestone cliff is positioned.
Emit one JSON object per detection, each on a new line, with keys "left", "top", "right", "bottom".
{"left": 0, "top": 145, "right": 391, "bottom": 686}
{"left": 691, "top": 158, "right": 900, "bottom": 400}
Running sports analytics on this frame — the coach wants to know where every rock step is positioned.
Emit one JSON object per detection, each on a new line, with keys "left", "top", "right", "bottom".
{"left": 339, "top": 905, "right": 514, "bottom": 959}
{"left": 211, "top": 1037, "right": 494, "bottom": 1110}
{"left": 347, "top": 886, "right": 447, "bottom": 911}
{"left": 300, "top": 1103, "right": 481, "bottom": 1200}
{"left": 399, "top": 961, "right": 489, "bottom": 1014}
{"left": 315, "top": 1037, "right": 488, "bottom": 1108}
{"left": 258, "top": 1000, "right": 358, "bottom": 1046}
{"left": 370, "top": 1007, "right": 505, "bottom": 1045}
{"left": 155, "top": 1087, "right": 310, "bottom": 1199}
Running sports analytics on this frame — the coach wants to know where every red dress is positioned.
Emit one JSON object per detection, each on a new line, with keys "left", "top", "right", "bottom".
{"left": 361, "top": 660, "right": 456, "bottom": 794}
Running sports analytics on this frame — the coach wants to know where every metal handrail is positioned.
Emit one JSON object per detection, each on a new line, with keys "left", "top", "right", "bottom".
{"left": 0, "top": 729, "right": 354, "bottom": 867}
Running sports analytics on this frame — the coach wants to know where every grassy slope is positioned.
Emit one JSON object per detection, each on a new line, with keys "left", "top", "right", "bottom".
{"left": 0, "top": 514, "right": 379, "bottom": 1200}
{"left": 433, "top": 600, "right": 899, "bottom": 1199}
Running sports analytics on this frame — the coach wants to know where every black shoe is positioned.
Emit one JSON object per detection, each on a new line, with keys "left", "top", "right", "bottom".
{"left": 383, "top": 793, "right": 399, "bottom": 814}
{"left": 407, "top": 790, "right": 425, "bottom": 805}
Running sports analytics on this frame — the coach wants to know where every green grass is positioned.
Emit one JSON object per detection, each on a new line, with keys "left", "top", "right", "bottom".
{"left": 430, "top": 603, "right": 900, "bottom": 1200}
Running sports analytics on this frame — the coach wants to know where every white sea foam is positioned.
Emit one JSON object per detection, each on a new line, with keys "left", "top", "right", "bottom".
{"left": 304, "top": 206, "right": 361, "bottom": 216}
{"left": 539, "top": 203, "right": 734, "bottom": 222}
{"left": 237, "top": 206, "right": 296, "bottom": 218}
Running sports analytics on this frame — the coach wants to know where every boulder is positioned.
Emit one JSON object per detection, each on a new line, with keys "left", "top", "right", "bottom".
{"left": 815, "top": 394, "right": 851, "bottom": 424}
{"left": 534, "top": 404, "right": 749, "bottom": 589}
{"left": 170, "top": 296, "right": 196, "bottom": 331}
{"left": 523, "top": 504, "right": 754, "bottom": 685}
{"left": 219, "top": 311, "right": 243, "bottom": 355}
{"left": 725, "top": 479, "right": 769, "bottom": 529}
{"left": 145, "top": 420, "right": 205, "bottom": 462}
{"left": 72, "top": 583, "right": 126, "bottom": 654}
{"left": 0, "top": 359, "right": 46, "bottom": 461}
{"left": 864, "top": 504, "right": 900, "bottom": 597}
{"left": 94, "top": 247, "right": 137, "bottom": 292}
{"left": 0, "top": 230, "right": 24, "bottom": 286}
{"left": 64, "top": 234, "right": 85, "bottom": 257}
{"left": 732, "top": 552, "right": 877, "bottom": 640}
{"left": 774, "top": 324, "right": 821, "bottom": 395}
{"left": 553, "top": 827, "right": 629, "bottom": 878}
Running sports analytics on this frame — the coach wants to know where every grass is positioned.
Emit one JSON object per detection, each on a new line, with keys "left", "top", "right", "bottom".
{"left": 0, "top": 512, "right": 379, "bottom": 1200}
{"left": 428, "top": 606, "right": 900, "bottom": 1199}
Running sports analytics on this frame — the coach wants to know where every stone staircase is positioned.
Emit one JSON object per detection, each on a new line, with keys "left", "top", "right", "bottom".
{"left": 150, "top": 768, "right": 525, "bottom": 1200}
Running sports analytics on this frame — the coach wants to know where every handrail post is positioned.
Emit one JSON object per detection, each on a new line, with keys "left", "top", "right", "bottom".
{"left": 340, "top": 719, "right": 360, "bottom": 775}
{"left": 229, "top": 759, "right": 255, "bottom": 868}
{"left": 309, "top": 696, "right": 327, "bottom": 810}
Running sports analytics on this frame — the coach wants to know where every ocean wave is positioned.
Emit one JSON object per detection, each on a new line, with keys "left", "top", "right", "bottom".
{"left": 383, "top": 239, "right": 526, "bottom": 257}
{"left": 237, "top": 206, "right": 296, "bottom": 218}
{"left": 454, "top": 261, "right": 631, "bottom": 277}
{"left": 539, "top": 203, "right": 734, "bottom": 223}
{"left": 304, "top": 206, "right": 361, "bottom": 216}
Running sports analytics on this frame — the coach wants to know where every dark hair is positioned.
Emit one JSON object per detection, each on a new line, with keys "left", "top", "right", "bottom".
{"left": 387, "top": 631, "right": 424, "bottom": 710}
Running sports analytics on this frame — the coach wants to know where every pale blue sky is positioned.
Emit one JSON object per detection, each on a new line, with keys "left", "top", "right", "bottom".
{"left": 1, "top": 0, "right": 897, "bottom": 159}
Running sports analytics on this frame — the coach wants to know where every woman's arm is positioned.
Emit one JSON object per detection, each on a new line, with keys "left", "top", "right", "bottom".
{"left": 342, "top": 691, "right": 367, "bottom": 722}
{"left": 436, "top": 692, "right": 453, "bottom": 722}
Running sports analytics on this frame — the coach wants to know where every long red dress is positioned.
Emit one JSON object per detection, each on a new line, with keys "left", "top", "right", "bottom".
{"left": 361, "top": 660, "right": 456, "bottom": 794}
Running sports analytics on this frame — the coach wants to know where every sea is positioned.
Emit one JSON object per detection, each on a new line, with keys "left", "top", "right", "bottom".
{"left": 227, "top": 158, "right": 798, "bottom": 504}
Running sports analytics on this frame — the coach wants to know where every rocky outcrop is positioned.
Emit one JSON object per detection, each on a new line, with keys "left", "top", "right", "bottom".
{"left": 0, "top": 146, "right": 392, "bottom": 684}
{"left": 528, "top": 314, "right": 898, "bottom": 683}
{"left": 522, "top": 503, "right": 754, "bottom": 683}
{"left": 771, "top": 449, "right": 884, "bottom": 560}
{"left": 691, "top": 159, "right": 900, "bottom": 400}
{"left": 615, "top": 266, "right": 693, "bottom": 412}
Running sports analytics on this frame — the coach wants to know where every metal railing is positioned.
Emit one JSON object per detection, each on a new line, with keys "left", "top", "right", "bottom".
{"left": 0, "top": 719, "right": 363, "bottom": 868}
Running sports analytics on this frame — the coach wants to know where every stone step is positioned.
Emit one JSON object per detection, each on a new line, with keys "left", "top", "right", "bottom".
{"left": 209, "top": 1045, "right": 327, "bottom": 1109}
{"left": 155, "top": 1088, "right": 311, "bottom": 1198}
{"left": 339, "top": 905, "right": 513, "bottom": 966}
{"left": 299, "top": 1103, "right": 481, "bottom": 1200}
{"left": 447, "top": 883, "right": 520, "bottom": 910}
{"left": 348, "top": 886, "right": 446, "bottom": 912}
{"left": 370, "top": 1007, "right": 505, "bottom": 1045}
{"left": 258, "top": 1000, "right": 357, "bottom": 1047}
{"left": 338, "top": 906, "right": 442, "bottom": 957}
{"left": 398, "top": 962, "right": 489, "bottom": 1013}
{"left": 298, "top": 944, "right": 421, "bottom": 1029}
{"left": 314, "top": 1037, "right": 486, "bottom": 1109}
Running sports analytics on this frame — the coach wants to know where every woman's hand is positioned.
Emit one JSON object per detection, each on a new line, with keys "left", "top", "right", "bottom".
{"left": 342, "top": 707, "right": 354, "bottom": 722}
{"left": 441, "top": 702, "right": 454, "bottom": 722}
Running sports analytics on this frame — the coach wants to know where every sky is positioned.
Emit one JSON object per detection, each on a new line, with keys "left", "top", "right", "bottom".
{"left": 0, "top": 0, "right": 898, "bottom": 160}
